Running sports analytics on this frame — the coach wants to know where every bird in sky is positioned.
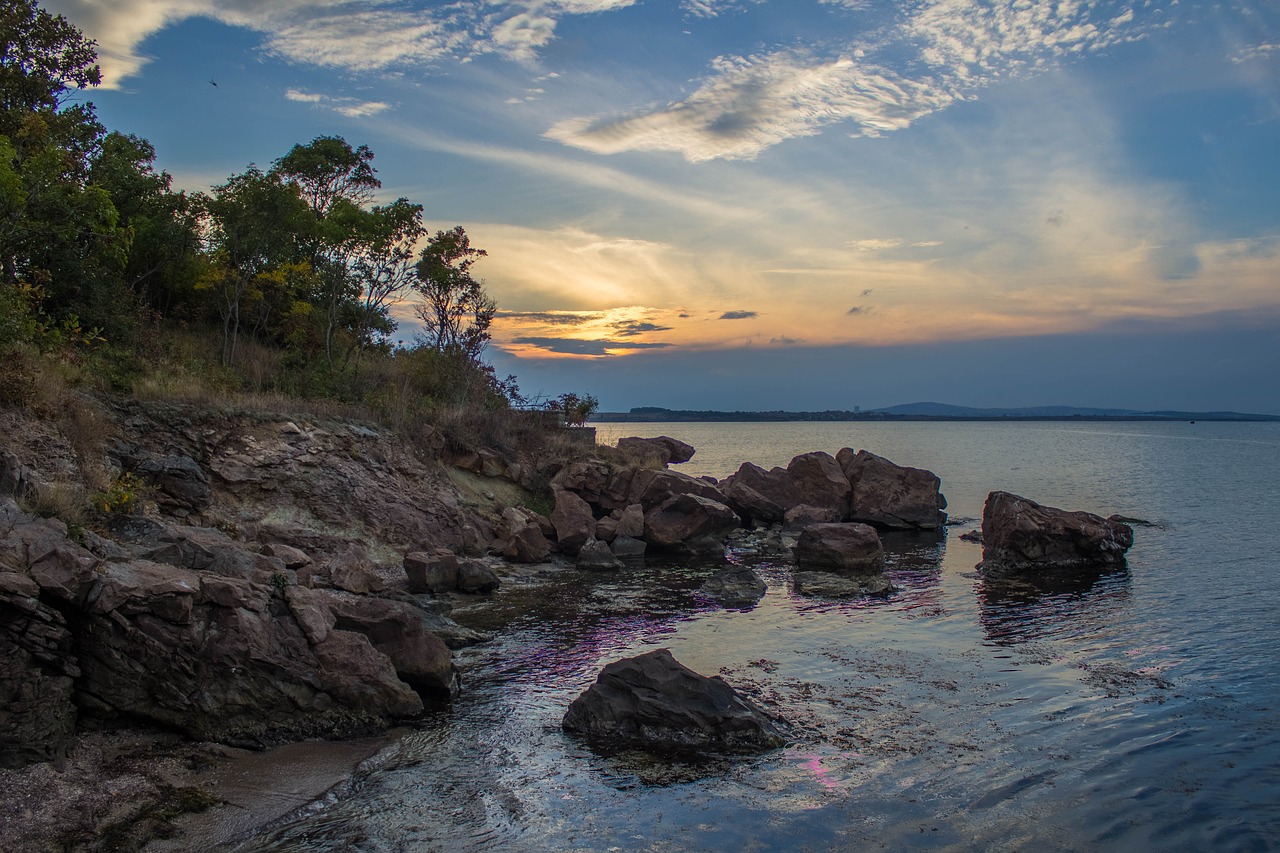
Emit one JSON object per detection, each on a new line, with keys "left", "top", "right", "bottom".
{"left": 209, "top": 79, "right": 218, "bottom": 88}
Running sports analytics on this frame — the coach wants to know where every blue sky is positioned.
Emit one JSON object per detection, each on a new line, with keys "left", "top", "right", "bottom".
{"left": 48, "top": 0, "right": 1280, "bottom": 413}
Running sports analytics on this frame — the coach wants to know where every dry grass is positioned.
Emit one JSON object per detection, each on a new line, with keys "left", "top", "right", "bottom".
{"left": 21, "top": 480, "right": 88, "bottom": 526}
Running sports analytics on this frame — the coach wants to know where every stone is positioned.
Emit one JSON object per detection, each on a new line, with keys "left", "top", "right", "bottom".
{"left": 644, "top": 493, "right": 740, "bottom": 557}
{"left": 631, "top": 469, "right": 727, "bottom": 512}
{"left": 615, "top": 503, "right": 645, "bottom": 538}
{"left": 562, "top": 649, "right": 785, "bottom": 753}
{"left": 980, "top": 491, "right": 1134, "bottom": 572}
{"left": 262, "top": 541, "right": 312, "bottom": 570}
{"left": 610, "top": 535, "right": 647, "bottom": 559}
{"left": 323, "top": 594, "right": 458, "bottom": 697}
{"left": 616, "top": 436, "right": 696, "bottom": 465}
{"left": 577, "top": 538, "right": 623, "bottom": 571}
{"left": 456, "top": 559, "right": 500, "bottom": 594}
{"left": 719, "top": 462, "right": 800, "bottom": 525}
{"left": 135, "top": 454, "right": 212, "bottom": 514}
{"left": 783, "top": 503, "right": 842, "bottom": 531}
{"left": 502, "top": 523, "right": 552, "bottom": 564}
{"left": 594, "top": 515, "right": 619, "bottom": 542}
{"left": 701, "top": 565, "right": 767, "bottom": 608}
{"left": 322, "top": 544, "right": 385, "bottom": 595}
{"left": 785, "top": 452, "right": 852, "bottom": 519}
{"left": 793, "top": 571, "right": 894, "bottom": 598}
{"left": 404, "top": 549, "right": 458, "bottom": 593}
{"left": 284, "top": 585, "right": 337, "bottom": 645}
{"left": 550, "top": 488, "right": 595, "bottom": 556}
{"left": 794, "top": 523, "right": 884, "bottom": 573}
{"left": 838, "top": 448, "right": 947, "bottom": 530}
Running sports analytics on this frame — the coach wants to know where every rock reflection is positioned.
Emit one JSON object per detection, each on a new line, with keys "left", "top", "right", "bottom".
{"left": 977, "top": 565, "right": 1132, "bottom": 644}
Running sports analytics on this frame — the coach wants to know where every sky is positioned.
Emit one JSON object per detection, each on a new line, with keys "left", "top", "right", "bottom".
{"left": 47, "top": 0, "right": 1280, "bottom": 413}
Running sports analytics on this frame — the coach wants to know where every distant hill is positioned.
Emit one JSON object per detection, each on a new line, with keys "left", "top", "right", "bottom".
{"left": 592, "top": 403, "right": 1280, "bottom": 422}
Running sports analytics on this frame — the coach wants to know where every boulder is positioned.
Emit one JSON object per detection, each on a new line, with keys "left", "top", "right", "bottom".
{"left": 0, "top": 578, "right": 78, "bottom": 768}
{"left": 783, "top": 503, "right": 842, "bottom": 531}
{"left": 615, "top": 503, "right": 645, "bottom": 538}
{"left": 644, "top": 494, "right": 741, "bottom": 557}
{"left": 980, "top": 491, "right": 1134, "bottom": 572}
{"left": 609, "top": 535, "right": 647, "bottom": 559}
{"left": 701, "top": 565, "right": 767, "bottom": 608}
{"left": 785, "top": 452, "right": 852, "bottom": 518}
{"left": 719, "top": 462, "right": 800, "bottom": 525}
{"left": 134, "top": 454, "right": 212, "bottom": 515}
{"left": 502, "top": 523, "right": 553, "bottom": 563}
{"left": 304, "top": 543, "right": 384, "bottom": 594}
{"left": 550, "top": 488, "right": 595, "bottom": 556}
{"left": 262, "top": 541, "right": 312, "bottom": 570}
{"left": 562, "top": 649, "right": 785, "bottom": 753}
{"left": 838, "top": 449, "right": 947, "bottom": 530}
{"left": 793, "top": 571, "right": 894, "bottom": 598}
{"left": 577, "top": 538, "right": 623, "bottom": 571}
{"left": 632, "top": 469, "right": 727, "bottom": 512}
{"left": 403, "top": 549, "right": 458, "bottom": 594}
{"left": 794, "top": 523, "right": 884, "bottom": 573}
{"left": 617, "top": 436, "right": 696, "bottom": 465}
{"left": 456, "top": 559, "right": 500, "bottom": 594}
{"left": 323, "top": 594, "right": 458, "bottom": 697}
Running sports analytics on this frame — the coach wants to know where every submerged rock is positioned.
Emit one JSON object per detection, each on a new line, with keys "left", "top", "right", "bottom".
{"left": 562, "top": 649, "right": 785, "bottom": 753}
{"left": 577, "top": 538, "right": 623, "bottom": 571}
{"left": 701, "top": 565, "right": 767, "bottom": 608}
{"left": 980, "top": 491, "right": 1134, "bottom": 572}
{"left": 793, "top": 570, "right": 894, "bottom": 599}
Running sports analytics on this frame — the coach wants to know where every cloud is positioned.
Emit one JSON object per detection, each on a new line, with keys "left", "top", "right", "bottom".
{"left": 286, "top": 88, "right": 389, "bottom": 117}
{"left": 613, "top": 320, "right": 674, "bottom": 336}
{"left": 770, "top": 335, "right": 802, "bottom": 345}
{"left": 494, "top": 310, "right": 603, "bottom": 326}
{"left": 719, "top": 310, "right": 757, "bottom": 320}
{"left": 45, "top": 0, "right": 640, "bottom": 86}
{"left": 846, "top": 305, "right": 866, "bottom": 315}
{"left": 509, "top": 336, "right": 673, "bottom": 356}
{"left": 548, "top": 0, "right": 1154, "bottom": 161}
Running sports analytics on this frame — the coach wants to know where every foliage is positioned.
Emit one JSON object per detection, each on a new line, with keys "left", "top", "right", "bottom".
{"left": 413, "top": 226, "right": 494, "bottom": 363}
{"left": 549, "top": 392, "right": 600, "bottom": 426}
{"left": 92, "top": 472, "right": 143, "bottom": 518}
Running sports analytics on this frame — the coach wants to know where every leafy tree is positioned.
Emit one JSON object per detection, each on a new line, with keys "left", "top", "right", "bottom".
{"left": 348, "top": 197, "right": 423, "bottom": 362}
{"left": 201, "top": 166, "right": 309, "bottom": 365}
{"left": 413, "top": 226, "right": 494, "bottom": 361}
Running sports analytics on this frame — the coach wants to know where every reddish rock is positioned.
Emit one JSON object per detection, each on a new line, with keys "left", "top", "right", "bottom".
{"left": 838, "top": 448, "right": 947, "bottom": 530}
{"left": 719, "top": 462, "right": 800, "bottom": 525}
{"left": 783, "top": 504, "right": 842, "bottom": 531}
{"left": 404, "top": 549, "right": 458, "bottom": 593}
{"left": 616, "top": 435, "right": 696, "bottom": 465}
{"left": 550, "top": 489, "right": 596, "bottom": 556}
{"left": 786, "top": 452, "right": 852, "bottom": 519}
{"left": 980, "top": 491, "right": 1134, "bottom": 572}
{"left": 644, "top": 494, "right": 740, "bottom": 556}
{"left": 794, "top": 523, "right": 884, "bottom": 573}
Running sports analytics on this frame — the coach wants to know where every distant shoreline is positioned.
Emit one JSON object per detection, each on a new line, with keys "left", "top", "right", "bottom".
{"left": 593, "top": 411, "right": 1280, "bottom": 423}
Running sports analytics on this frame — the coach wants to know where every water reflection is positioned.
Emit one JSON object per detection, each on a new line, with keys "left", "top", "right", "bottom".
{"left": 977, "top": 565, "right": 1132, "bottom": 645}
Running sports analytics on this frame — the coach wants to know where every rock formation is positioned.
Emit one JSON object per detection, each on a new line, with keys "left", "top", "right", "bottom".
{"left": 562, "top": 649, "right": 785, "bottom": 753}
{"left": 980, "top": 491, "right": 1134, "bottom": 572}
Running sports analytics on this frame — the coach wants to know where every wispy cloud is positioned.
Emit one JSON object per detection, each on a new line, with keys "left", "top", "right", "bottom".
{"left": 719, "top": 310, "right": 757, "bottom": 320}
{"left": 509, "top": 336, "right": 673, "bottom": 356}
{"left": 548, "top": 0, "right": 1156, "bottom": 161}
{"left": 285, "top": 88, "right": 389, "bottom": 117}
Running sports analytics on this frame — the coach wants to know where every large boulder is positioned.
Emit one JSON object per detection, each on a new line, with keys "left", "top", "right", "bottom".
{"left": 495, "top": 507, "right": 552, "bottom": 563}
{"left": 562, "top": 649, "right": 785, "bottom": 753}
{"left": 323, "top": 594, "right": 458, "bottom": 697}
{"left": 550, "top": 489, "right": 595, "bottom": 556}
{"left": 794, "top": 522, "right": 884, "bottom": 573}
{"left": 644, "top": 494, "right": 740, "bottom": 556}
{"left": 719, "top": 462, "right": 801, "bottom": 525}
{"left": 786, "top": 452, "right": 852, "bottom": 519}
{"left": 403, "top": 549, "right": 458, "bottom": 593}
{"left": 980, "top": 491, "right": 1134, "bottom": 572}
{"left": 838, "top": 449, "right": 947, "bottom": 530}
{"left": 616, "top": 436, "right": 696, "bottom": 465}
{"left": 577, "top": 538, "right": 623, "bottom": 571}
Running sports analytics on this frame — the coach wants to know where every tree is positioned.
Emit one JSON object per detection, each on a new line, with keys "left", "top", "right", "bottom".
{"left": 348, "top": 197, "right": 424, "bottom": 362}
{"left": 413, "top": 226, "right": 494, "bottom": 361}
{"left": 201, "top": 166, "right": 309, "bottom": 365}
{"left": 0, "top": 0, "right": 101, "bottom": 140}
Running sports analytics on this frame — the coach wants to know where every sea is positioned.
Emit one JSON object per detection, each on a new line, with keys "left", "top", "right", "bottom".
{"left": 231, "top": 420, "right": 1280, "bottom": 852}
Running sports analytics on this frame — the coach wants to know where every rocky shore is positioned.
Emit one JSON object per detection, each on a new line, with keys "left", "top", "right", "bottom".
{"left": 0, "top": 399, "right": 1133, "bottom": 850}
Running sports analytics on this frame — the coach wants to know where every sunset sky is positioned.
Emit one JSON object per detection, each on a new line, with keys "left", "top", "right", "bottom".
{"left": 49, "top": 0, "right": 1280, "bottom": 413}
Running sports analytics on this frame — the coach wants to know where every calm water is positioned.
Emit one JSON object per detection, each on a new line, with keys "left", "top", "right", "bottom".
{"left": 234, "top": 421, "right": 1280, "bottom": 852}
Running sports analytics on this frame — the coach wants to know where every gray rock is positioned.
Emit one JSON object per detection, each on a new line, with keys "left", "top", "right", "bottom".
{"left": 610, "top": 535, "right": 647, "bottom": 559}
{"left": 794, "top": 522, "right": 884, "bottom": 573}
{"left": 404, "top": 549, "right": 458, "bottom": 593}
{"left": 838, "top": 448, "right": 947, "bottom": 530}
{"left": 980, "top": 491, "right": 1134, "bottom": 572}
{"left": 577, "top": 538, "right": 623, "bottom": 571}
{"left": 793, "top": 570, "right": 894, "bottom": 598}
{"left": 701, "top": 565, "right": 767, "bottom": 608}
{"left": 135, "top": 454, "right": 212, "bottom": 515}
{"left": 456, "top": 559, "right": 500, "bottom": 594}
{"left": 562, "top": 649, "right": 785, "bottom": 753}
{"left": 644, "top": 493, "right": 740, "bottom": 557}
